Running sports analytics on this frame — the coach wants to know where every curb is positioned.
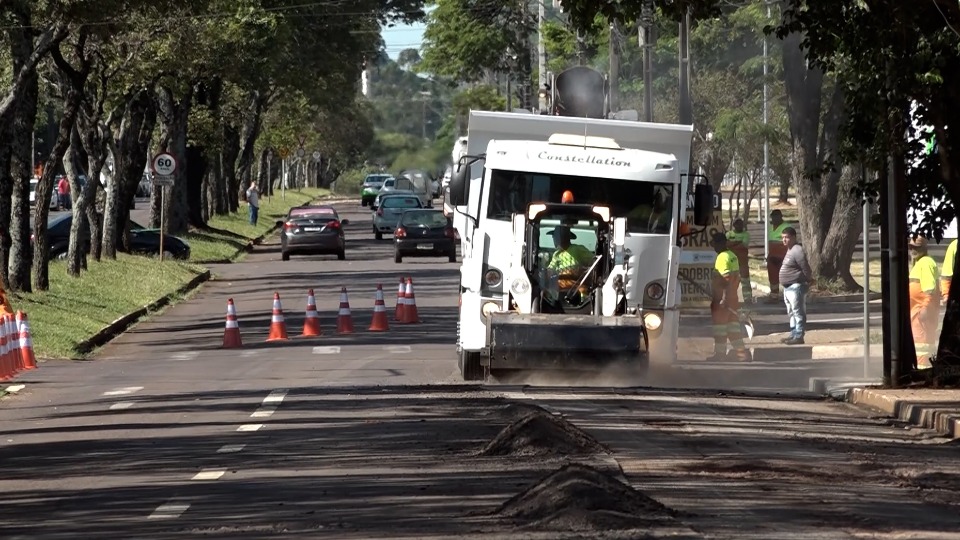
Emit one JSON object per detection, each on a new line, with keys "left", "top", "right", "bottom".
{"left": 751, "top": 282, "right": 882, "bottom": 304}
{"left": 846, "top": 387, "right": 960, "bottom": 439}
{"left": 75, "top": 269, "right": 212, "bottom": 355}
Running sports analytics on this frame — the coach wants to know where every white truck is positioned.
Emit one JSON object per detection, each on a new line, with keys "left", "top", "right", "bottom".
{"left": 448, "top": 66, "right": 713, "bottom": 381}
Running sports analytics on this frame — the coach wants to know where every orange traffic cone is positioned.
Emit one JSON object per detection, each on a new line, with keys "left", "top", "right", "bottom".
{"left": 394, "top": 277, "right": 406, "bottom": 321}
{"left": 267, "top": 292, "right": 289, "bottom": 341}
{"left": 16, "top": 311, "right": 37, "bottom": 371}
{"left": 302, "top": 289, "right": 323, "bottom": 337}
{"left": 336, "top": 287, "right": 355, "bottom": 334}
{"left": 369, "top": 284, "right": 390, "bottom": 332}
{"left": 9, "top": 313, "right": 23, "bottom": 373}
{"left": 0, "top": 315, "right": 11, "bottom": 381}
{"left": 222, "top": 298, "right": 243, "bottom": 349}
{"left": 402, "top": 278, "right": 420, "bottom": 324}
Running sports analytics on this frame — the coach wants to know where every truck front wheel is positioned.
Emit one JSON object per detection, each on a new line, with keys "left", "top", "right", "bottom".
{"left": 459, "top": 350, "right": 483, "bottom": 381}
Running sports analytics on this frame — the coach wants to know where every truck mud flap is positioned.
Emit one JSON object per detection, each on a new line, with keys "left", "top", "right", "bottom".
{"left": 486, "top": 313, "right": 646, "bottom": 371}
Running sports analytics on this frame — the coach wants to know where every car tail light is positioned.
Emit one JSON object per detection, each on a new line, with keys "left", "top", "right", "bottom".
{"left": 376, "top": 208, "right": 384, "bottom": 217}
{"left": 283, "top": 221, "right": 296, "bottom": 231}
{"left": 395, "top": 227, "right": 406, "bottom": 238}
{"left": 444, "top": 227, "right": 455, "bottom": 239}
{"left": 326, "top": 220, "right": 340, "bottom": 229}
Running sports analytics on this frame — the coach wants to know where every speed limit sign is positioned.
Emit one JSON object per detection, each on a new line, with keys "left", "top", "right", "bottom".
{"left": 152, "top": 152, "right": 178, "bottom": 176}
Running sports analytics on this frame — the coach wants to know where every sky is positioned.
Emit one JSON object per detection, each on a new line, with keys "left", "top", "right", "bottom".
{"left": 381, "top": 13, "right": 428, "bottom": 60}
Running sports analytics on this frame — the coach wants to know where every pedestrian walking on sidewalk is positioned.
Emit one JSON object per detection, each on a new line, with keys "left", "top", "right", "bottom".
{"left": 779, "top": 227, "right": 812, "bottom": 345}
{"left": 909, "top": 235, "right": 940, "bottom": 369}
{"left": 246, "top": 181, "right": 260, "bottom": 225}
{"left": 725, "top": 218, "right": 753, "bottom": 304}
{"left": 708, "top": 233, "right": 751, "bottom": 362}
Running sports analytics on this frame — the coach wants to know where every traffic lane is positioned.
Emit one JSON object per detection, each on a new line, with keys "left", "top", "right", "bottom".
{"left": 514, "top": 387, "right": 960, "bottom": 539}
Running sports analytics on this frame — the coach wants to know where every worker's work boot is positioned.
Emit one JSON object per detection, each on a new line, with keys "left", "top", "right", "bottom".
{"left": 731, "top": 348, "right": 752, "bottom": 362}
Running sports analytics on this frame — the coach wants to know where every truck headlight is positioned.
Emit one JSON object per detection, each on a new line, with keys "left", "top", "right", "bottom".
{"left": 510, "top": 277, "right": 530, "bottom": 295}
{"left": 645, "top": 282, "right": 665, "bottom": 301}
{"left": 643, "top": 312, "right": 662, "bottom": 330}
{"left": 481, "top": 302, "right": 500, "bottom": 318}
{"left": 484, "top": 269, "right": 503, "bottom": 288}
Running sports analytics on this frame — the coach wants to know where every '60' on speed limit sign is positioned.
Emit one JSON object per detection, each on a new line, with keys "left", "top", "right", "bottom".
{"left": 152, "top": 152, "right": 178, "bottom": 176}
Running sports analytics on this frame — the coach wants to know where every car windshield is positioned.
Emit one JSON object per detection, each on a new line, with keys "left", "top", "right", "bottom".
{"left": 401, "top": 211, "right": 448, "bottom": 228}
{"left": 130, "top": 220, "right": 147, "bottom": 231}
{"left": 363, "top": 175, "right": 388, "bottom": 187}
{"left": 382, "top": 179, "right": 395, "bottom": 188}
{"left": 382, "top": 197, "right": 420, "bottom": 209}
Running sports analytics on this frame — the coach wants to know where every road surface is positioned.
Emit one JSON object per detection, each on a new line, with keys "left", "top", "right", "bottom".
{"left": 2, "top": 201, "right": 958, "bottom": 539}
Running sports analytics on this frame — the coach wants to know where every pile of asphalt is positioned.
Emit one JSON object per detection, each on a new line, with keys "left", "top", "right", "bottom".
{"left": 478, "top": 408, "right": 605, "bottom": 457}
{"left": 494, "top": 463, "right": 676, "bottom": 531}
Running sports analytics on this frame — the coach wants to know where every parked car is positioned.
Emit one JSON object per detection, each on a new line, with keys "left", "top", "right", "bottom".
{"left": 34, "top": 214, "right": 191, "bottom": 260}
{"left": 29, "top": 178, "right": 58, "bottom": 210}
{"left": 360, "top": 174, "right": 391, "bottom": 207}
{"left": 373, "top": 194, "right": 423, "bottom": 240}
{"left": 393, "top": 209, "right": 457, "bottom": 263}
{"left": 278, "top": 205, "right": 348, "bottom": 261}
{"left": 372, "top": 187, "right": 415, "bottom": 212}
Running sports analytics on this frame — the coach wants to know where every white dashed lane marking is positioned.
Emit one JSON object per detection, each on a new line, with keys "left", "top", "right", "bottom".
{"left": 240, "top": 350, "right": 258, "bottom": 358}
{"left": 384, "top": 345, "right": 411, "bottom": 353}
{"left": 263, "top": 389, "right": 288, "bottom": 405}
{"left": 312, "top": 346, "right": 340, "bottom": 354}
{"left": 237, "top": 424, "right": 263, "bottom": 432}
{"left": 109, "top": 402, "right": 135, "bottom": 410}
{"left": 251, "top": 407, "right": 276, "bottom": 418}
{"left": 191, "top": 469, "right": 226, "bottom": 481}
{"left": 4, "top": 384, "right": 25, "bottom": 393}
{"left": 102, "top": 386, "right": 144, "bottom": 396}
{"left": 171, "top": 351, "right": 199, "bottom": 361}
{"left": 148, "top": 501, "right": 190, "bottom": 519}
{"left": 217, "top": 444, "right": 246, "bottom": 454}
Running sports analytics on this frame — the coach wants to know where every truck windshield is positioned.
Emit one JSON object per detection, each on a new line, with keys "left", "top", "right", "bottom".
{"left": 486, "top": 169, "right": 675, "bottom": 234}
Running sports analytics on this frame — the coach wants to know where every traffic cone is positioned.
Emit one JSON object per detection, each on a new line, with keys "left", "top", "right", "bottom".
{"left": 9, "top": 313, "right": 23, "bottom": 373}
{"left": 336, "top": 287, "right": 355, "bottom": 334}
{"left": 301, "top": 289, "right": 323, "bottom": 337}
{"left": 394, "top": 277, "right": 406, "bottom": 321}
{"left": 267, "top": 292, "right": 289, "bottom": 341}
{"left": 222, "top": 298, "right": 243, "bottom": 349}
{"left": 402, "top": 278, "right": 420, "bottom": 324}
{"left": 15, "top": 312, "right": 36, "bottom": 371}
{"left": 0, "top": 315, "right": 11, "bottom": 381}
{"left": 369, "top": 284, "right": 390, "bottom": 332}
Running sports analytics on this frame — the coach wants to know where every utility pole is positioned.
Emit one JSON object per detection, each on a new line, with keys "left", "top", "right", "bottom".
{"left": 640, "top": 0, "right": 655, "bottom": 122}
{"left": 609, "top": 20, "right": 620, "bottom": 113}
{"left": 678, "top": 8, "right": 691, "bottom": 125}
{"left": 762, "top": 1, "right": 771, "bottom": 257}
{"left": 538, "top": 0, "right": 546, "bottom": 93}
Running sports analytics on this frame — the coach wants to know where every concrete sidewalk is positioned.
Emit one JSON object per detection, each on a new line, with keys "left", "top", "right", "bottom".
{"left": 846, "top": 387, "right": 960, "bottom": 439}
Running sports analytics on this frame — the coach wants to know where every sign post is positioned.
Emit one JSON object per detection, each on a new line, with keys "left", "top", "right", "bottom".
{"left": 151, "top": 152, "right": 177, "bottom": 262}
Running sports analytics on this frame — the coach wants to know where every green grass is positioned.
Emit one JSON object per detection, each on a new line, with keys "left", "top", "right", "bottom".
{"left": 10, "top": 256, "right": 208, "bottom": 359}
{"left": 8, "top": 187, "right": 329, "bottom": 360}
{"left": 184, "top": 188, "right": 328, "bottom": 263}
{"left": 747, "top": 256, "right": 882, "bottom": 294}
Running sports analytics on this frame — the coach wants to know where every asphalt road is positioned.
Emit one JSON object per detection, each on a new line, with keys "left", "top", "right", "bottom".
{"left": 2, "top": 200, "right": 958, "bottom": 539}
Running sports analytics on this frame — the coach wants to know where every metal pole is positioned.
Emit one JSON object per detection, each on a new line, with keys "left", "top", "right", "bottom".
{"left": 678, "top": 10, "right": 692, "bottom": 125}
{"left": 282, "top": 159, "right": 286, "bottom": 200}
{"left": 538, "top": 0, "right": 546, "bottom": 92}
{"left": 640, "top": 0, "right": 654, "bottom": 122}
{"left": 863, "top": 193, "right": 871, "bottom": 377}
{"left": 609, "top": 21, "right": 620, "bottom": 113}
{"left": 159, "top": 186, "right": 165, "bottom": 262}
{"left": 762, "top": 2, "right": 770, "bottom": 261}
{"left": 507, "top": 76, "right": 513, "bottom": 111}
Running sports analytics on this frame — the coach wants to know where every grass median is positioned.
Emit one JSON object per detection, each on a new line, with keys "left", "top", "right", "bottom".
{"left": 10, "top": 187, "right": 329, "bottom": 360}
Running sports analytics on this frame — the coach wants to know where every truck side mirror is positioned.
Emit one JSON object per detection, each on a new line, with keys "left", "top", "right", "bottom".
{"left": 693, "top": 184, "right": 713, "bottom": 227}
{"left": 448, "top": 160, "right": 469, "bottom": 206}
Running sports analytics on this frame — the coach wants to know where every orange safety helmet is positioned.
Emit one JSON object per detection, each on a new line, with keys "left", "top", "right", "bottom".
{"left": 561, "top": 190, "right": 574, "bottom": 204}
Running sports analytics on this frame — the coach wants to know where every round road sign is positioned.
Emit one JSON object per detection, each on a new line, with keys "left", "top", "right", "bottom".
{"left": 312, "top": 151, "right": 321, "bottom": 160}
{"left": 152, "top": 152, "right": 177, "bottom": 176}
{"left": 295, "top": 148, "right": 306, "bottom": 158}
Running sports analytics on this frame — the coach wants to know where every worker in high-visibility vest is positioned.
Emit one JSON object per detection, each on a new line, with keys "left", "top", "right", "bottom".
{"left": 725, "top": 218, "right": 753, "bottom": 304}
{"left": 941, "top": 238, "right": 957, "bottom": 303}
{"left": 766, "top": 210, "right": 790, "bottom": 298}
{"left": 708, "top": 233, "right": 751, "bottom": 362}
{"left": 908, "top": 235, "right": 940, "bottom": 370}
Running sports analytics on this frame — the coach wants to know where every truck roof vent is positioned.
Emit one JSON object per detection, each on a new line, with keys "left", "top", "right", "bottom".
{"left": 547, "top": 133, "right": 622, "bottom": 150}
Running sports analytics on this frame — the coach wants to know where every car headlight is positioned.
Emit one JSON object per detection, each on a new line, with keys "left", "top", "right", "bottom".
{"left": 510, "top": 276, "right": 531, "bottom": 295}
{"left": 643, "top": 312, "right": 662, "bottom": 331}
{"left": 645, "top": 282, "right": 665, "bottom": 301}
{"left": 481, "top": 301, "right": 500, "bottom": 318}
{"left": 483, "top": 269, "right": 503, "bottom": 288}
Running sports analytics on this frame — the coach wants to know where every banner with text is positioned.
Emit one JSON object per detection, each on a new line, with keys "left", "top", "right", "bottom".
{"left": 679, "top": 189, "right": 724, "bottom": 307}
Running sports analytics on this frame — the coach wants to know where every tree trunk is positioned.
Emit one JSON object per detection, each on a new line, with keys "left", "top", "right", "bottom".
{"left": 100, "top": 147, "right": 121, "bottom": 259}
{"left": 114, "top": 89, "right": 156, "bottom": 252}
{"left": 185, "top": 144, "right": 207, "bottom": 229}
{"left": 62, "top": 128, "right": 88, "bottom": 275}
{"left": 205, "top": 158, "right": 220, "bottom": 220}
{"left": 77, "top": 114, "right": 110, "bottom": 265}
{"left": 235, "top": 90, "right": 267, "bottom": 194}
{"left": 782, "top": 32, "right": 861, "bottom": 291}
{"left": 0, "top": 20, "right": 67, "bottom": 128}
{"left": 0, "top": 143, "right": 11, "bottom": 288}
{"left": 6, "top": 19, "right": 40, "bottom": 293}
{"left": 221, "top": 122, "right": 240, "bottom": 213}
{"left": 152, "top": 85, "right": 192, "bottom": 234}
{"left": 33, "top": 73, "right": 86, "bottom": 290}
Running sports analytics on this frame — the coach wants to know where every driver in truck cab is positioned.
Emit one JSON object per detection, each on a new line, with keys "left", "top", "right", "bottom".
{"left": 546, "top": 226, "right": 594, "bottom": 291}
